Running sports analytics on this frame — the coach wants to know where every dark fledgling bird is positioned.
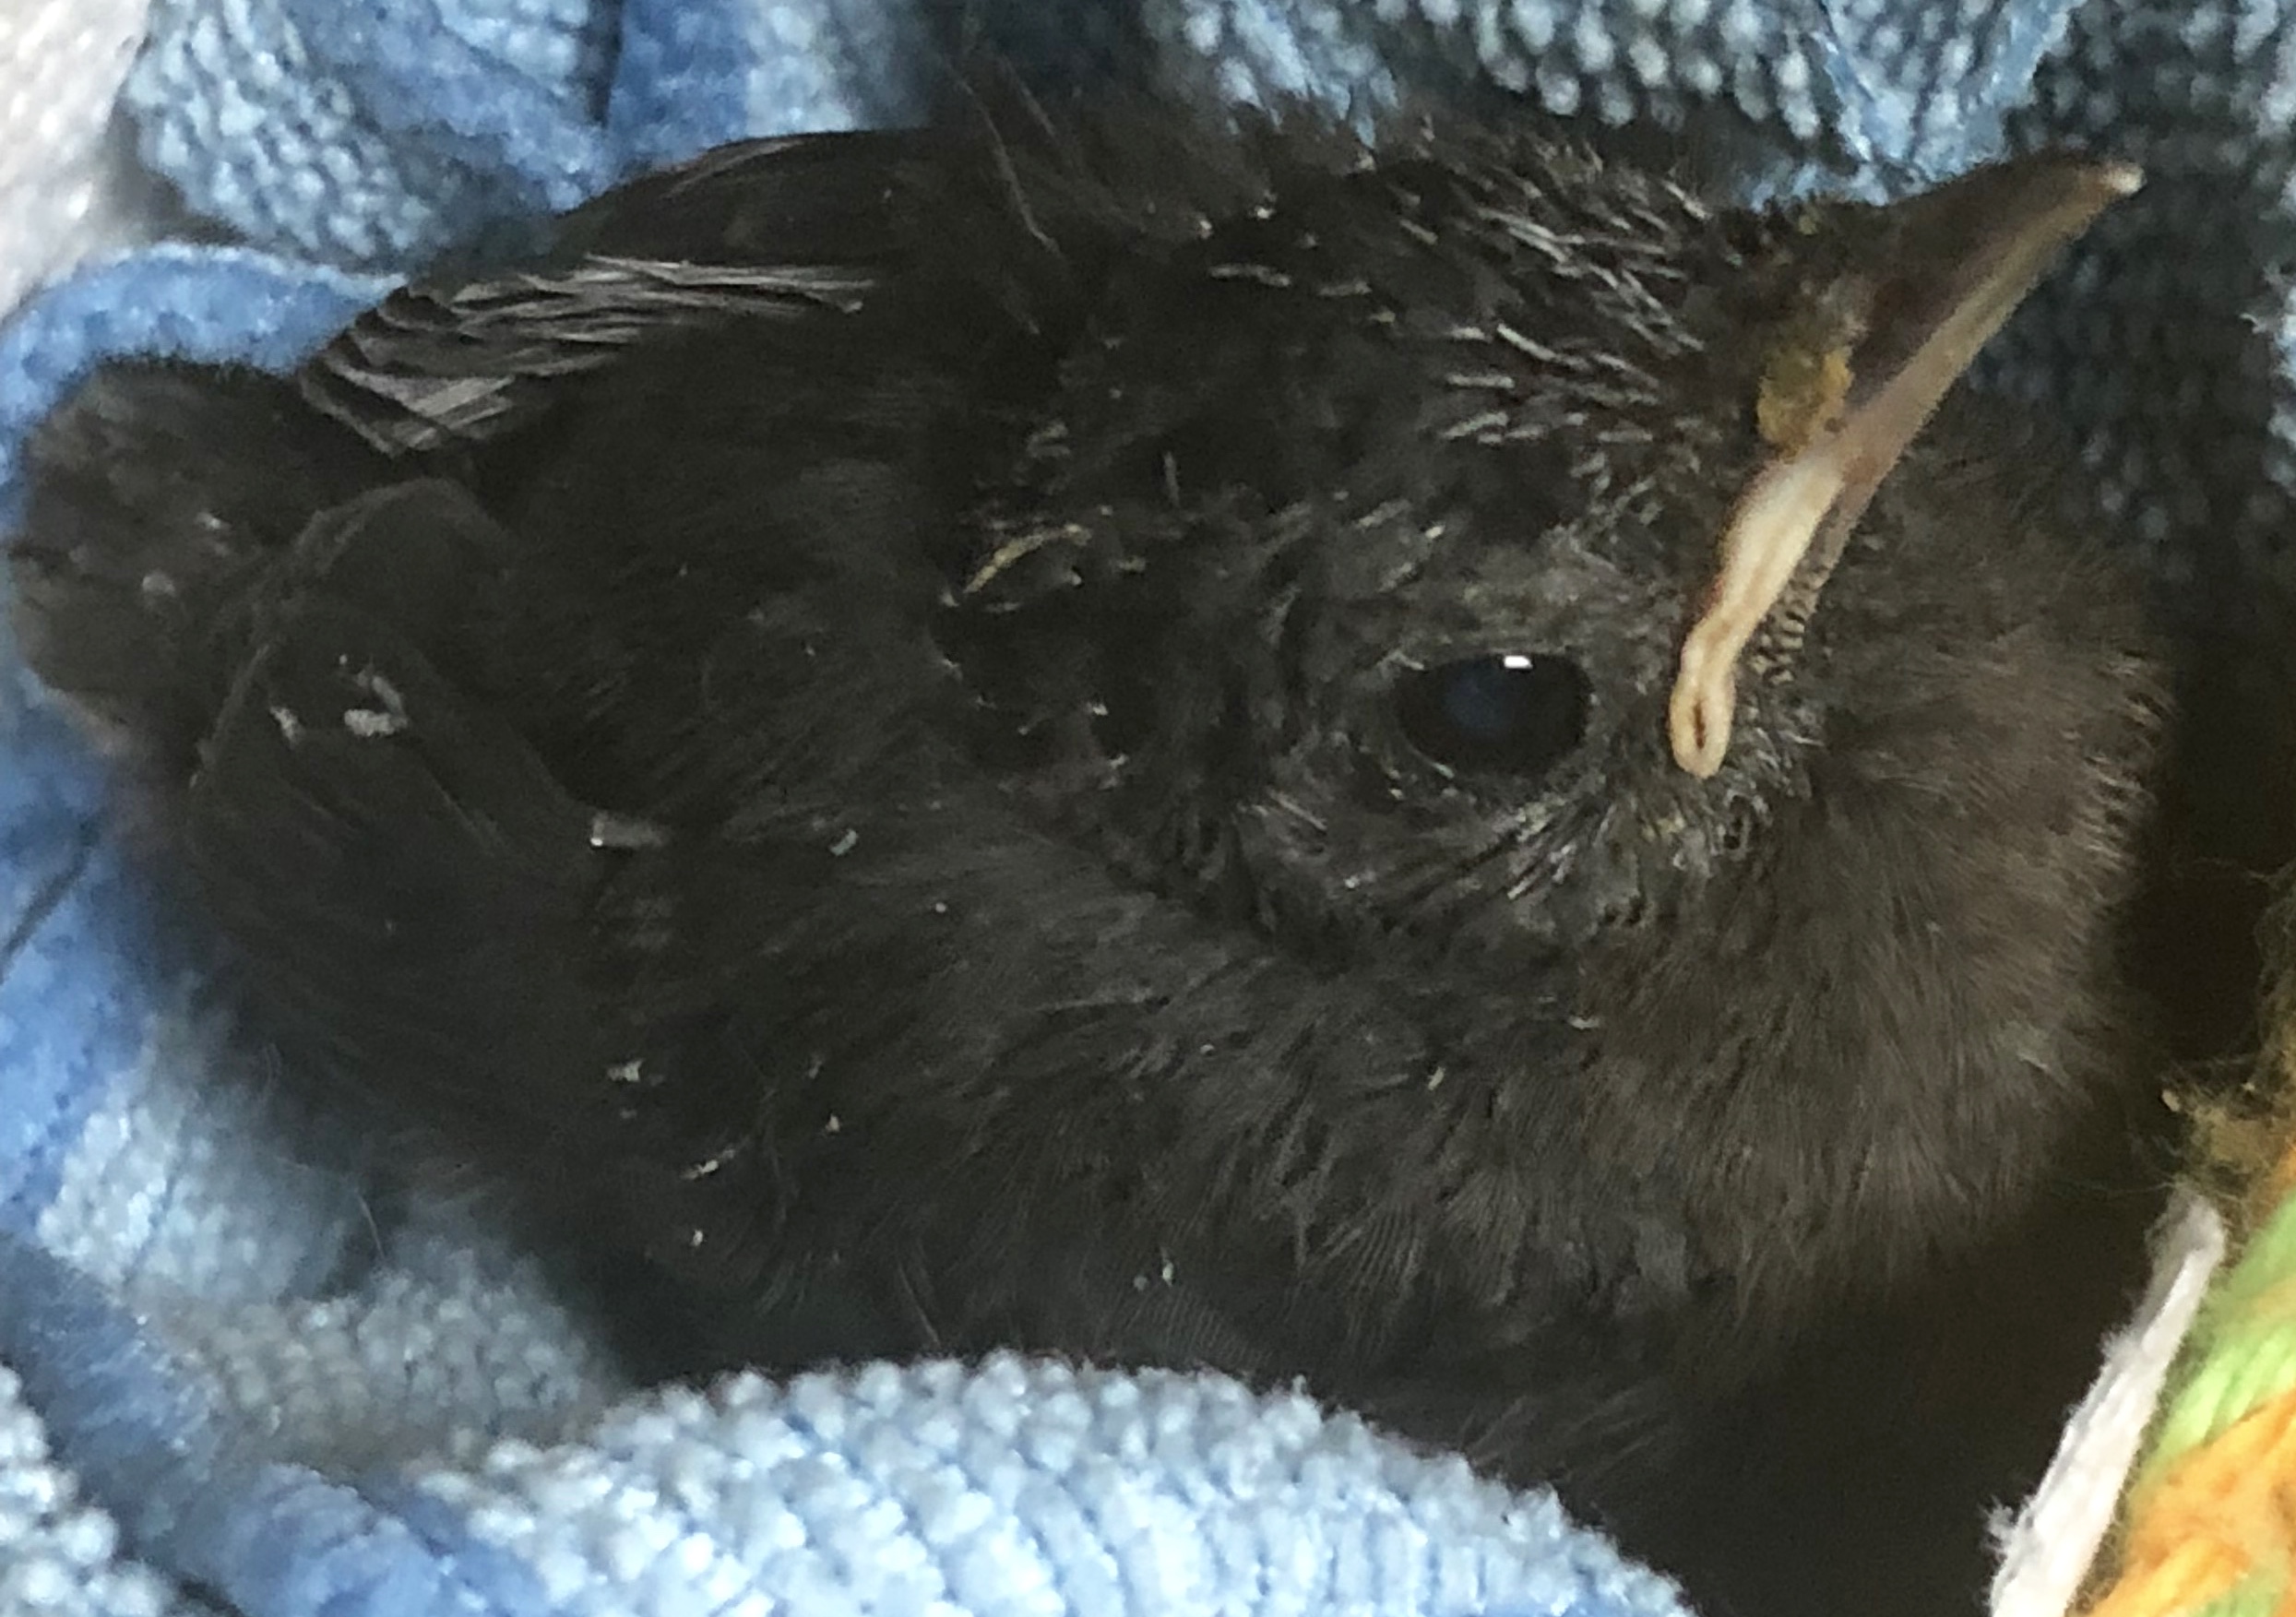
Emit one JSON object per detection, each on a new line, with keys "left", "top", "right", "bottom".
{"left": 9, "top": 82, "right": 2176, "bottom": 1617}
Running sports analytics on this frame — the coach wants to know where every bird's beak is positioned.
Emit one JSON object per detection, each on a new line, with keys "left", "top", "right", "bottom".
{"left": 1668, "top": 153, "right": 2144, "bottom": 779}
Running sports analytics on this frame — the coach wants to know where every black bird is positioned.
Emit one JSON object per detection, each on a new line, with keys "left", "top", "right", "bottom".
{"left": 8, "top": 88, "right": 2173, "bottom": 1617}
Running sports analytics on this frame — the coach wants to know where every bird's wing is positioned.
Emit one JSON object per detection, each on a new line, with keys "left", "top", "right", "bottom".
{"left": 297, "top": 131, "right": 941, "bottom": 456}
{"left": 291, "top": 80, "right": 1303, "bottom": 463}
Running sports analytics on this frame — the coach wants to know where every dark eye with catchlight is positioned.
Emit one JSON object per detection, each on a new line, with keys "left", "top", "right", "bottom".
{"left": 1396, "top": 653, "right": 1591, "bottom": 777}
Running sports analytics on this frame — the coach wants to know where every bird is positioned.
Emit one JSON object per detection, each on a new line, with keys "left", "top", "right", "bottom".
{"left": 8, "top": 79, "right": 2176, "bottom": 1617}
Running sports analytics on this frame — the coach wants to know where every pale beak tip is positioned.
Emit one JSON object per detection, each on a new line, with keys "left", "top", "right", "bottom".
{"left": 2094, "top": 160, "right": 2145, "bottom": 200}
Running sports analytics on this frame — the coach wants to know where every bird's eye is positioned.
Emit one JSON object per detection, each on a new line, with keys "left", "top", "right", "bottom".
{"left": 1395, "top": 654, "right": 1590, "bottom": 778}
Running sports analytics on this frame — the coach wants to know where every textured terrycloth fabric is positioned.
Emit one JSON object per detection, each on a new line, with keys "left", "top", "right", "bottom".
{"left": 0, "top": 2, "right": 2282, "bottom": 1613}
{"left": 0, "top": 0, "right": 155, "bottom": 315}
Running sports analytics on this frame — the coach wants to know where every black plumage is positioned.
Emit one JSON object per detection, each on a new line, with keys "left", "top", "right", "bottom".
{"left": 9, "top": 87, "right": 2176, "bottom": 1617}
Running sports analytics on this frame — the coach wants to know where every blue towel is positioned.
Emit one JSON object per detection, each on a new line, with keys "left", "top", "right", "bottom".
{"left": 0, "top": 3, "right": 2278, "bottom": 1612}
